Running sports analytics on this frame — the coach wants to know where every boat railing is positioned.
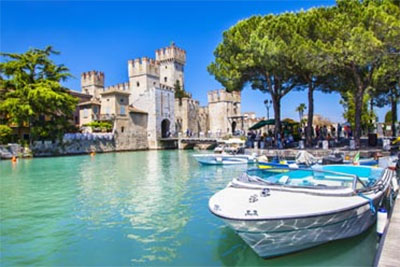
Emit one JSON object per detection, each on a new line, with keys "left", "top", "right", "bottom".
{"left": 246, "top": 167, "right": 367, "bottom": 191}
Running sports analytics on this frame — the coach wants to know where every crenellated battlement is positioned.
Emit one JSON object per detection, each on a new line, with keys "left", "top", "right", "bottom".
{"left": 207, "top": 89, "right": 241, "bottom": 103}
{"left": 81, "top": 70, "right": 104, "bottom": 87}
{"left": 155, "top": 43, "right": 186, "bottom": 64}
{"left": 104, "top": 82, "right": 130, "bottom": 92}
{"left": 159, "top": 83, "right": 174, "bottom": 92}
{"left": 128, "top": 57, "right": 160, "bottom": 77}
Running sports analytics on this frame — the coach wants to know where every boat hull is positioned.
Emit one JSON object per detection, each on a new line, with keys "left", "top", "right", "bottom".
{"left": 194, "top": 154, "right": 254, "bottom": 165}
{"left": 220, "top": 202, "right": 377, "bottom": 258}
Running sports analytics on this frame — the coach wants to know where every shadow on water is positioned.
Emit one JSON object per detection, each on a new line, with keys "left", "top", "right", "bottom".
{"left": 215, "top": 223, "right": 378, "bottom": 266}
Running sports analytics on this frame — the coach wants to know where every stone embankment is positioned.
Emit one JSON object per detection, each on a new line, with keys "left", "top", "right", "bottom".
{"left": 0, "top": 144, "right": 32, "bottom": 159}
{"left": 31, "top": 132, "right": 148, "bottom": 157}
{"left": 0, "top": 132, "right": 149, "bottom": 158}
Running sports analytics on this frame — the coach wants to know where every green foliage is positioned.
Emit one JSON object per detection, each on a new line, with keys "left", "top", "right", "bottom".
{"left": 0, "top": 46, "right": 78, "bottom": 142}
{"left": 0, "top": 125, "right": 12, "bottom": 144}
{"left": 295, "top": 103, "right": 307, "bottom": 122}
{"left": 208, "top": 14, "right": 300, "bottom": 138}
{"left": 83, "top": 121, "right": 113, "bottom": 132}
{"left": 326, "top": 0, "right": 400, "bottom": 145}
{"left": 174, "top": 80, "right": 189, "bottom": 99}
{"left": 208, "top": 0, "right": 400, "bottom": 147}
{"left": 385, "top": 111, "right": 393, "bottom": 124}
{"left": 340, "top": 91, "right": 376, "bottom": 133}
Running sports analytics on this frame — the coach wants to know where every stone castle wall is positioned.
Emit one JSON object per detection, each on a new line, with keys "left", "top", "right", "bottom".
{"left": 207, "top": 89, "right": 241, "bottom": 136}
{"left": 174, "top": 97, "right": 199, "bottom": 135}
{"left": 198, "top": 106, "right": 209, "bottom": 135}
{"left": 114, "top": 114, "right": 148, "bottom": 151}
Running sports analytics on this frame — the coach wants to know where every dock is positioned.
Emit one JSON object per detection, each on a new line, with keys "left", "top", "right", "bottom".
{"left": 377, "top": 196, "right": 400, "bottom": 267}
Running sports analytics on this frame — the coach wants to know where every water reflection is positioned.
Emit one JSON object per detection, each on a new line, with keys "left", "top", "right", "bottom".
{"left": 76, "top": 151, "right": 192, "bottom": 263}
{"left": 0, "top": 151, "right": 380, "bottom": 266}
{"left": 215, "top": 219, "right": 378, "bottom": 266}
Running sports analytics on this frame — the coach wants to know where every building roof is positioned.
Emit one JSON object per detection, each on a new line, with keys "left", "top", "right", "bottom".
{"left": 101, "top": 89, "right": 130, "bottom": 96}
{"left": 77, "top": 100, "right": 101, "bottom": 107}
{"left": 128, "top": 106, "right": 147, "bottom": 114}
{"left": 68, "top": 89, "right": 91, "bottom": 98}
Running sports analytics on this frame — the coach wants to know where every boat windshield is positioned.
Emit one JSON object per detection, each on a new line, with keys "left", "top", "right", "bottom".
{"left": 246, "top": 166, "right": 384, "bottom": 190}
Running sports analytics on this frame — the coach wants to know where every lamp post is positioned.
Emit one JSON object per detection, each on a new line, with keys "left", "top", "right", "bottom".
{"left": 264, "top": 99, "right": 273, "bottom": 139}
{"left": 264, "top": 99, "right": 272, "bottom": 120}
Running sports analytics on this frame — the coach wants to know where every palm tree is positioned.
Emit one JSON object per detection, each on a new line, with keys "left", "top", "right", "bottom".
{"left": 295, "top": 103, "right": 307, "bottom": 124}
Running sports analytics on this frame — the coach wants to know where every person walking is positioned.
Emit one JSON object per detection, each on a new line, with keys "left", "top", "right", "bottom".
{"left": 316, "top": 125, "right": 320, "bottom": 140}
{"left": 331, "top": 125, "right": 336, "bottom": 139}
{"left": 337, "top": 123, "right": 342, "bottom": 139}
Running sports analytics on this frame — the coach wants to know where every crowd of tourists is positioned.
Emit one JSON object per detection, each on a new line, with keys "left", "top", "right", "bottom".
{"left": 246, "top": 123, "right": 359, "bottom": 149}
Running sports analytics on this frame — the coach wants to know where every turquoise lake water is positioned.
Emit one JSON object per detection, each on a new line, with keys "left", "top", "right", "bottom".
{"left": 0, "top": 150, "right": 379, "bottom": 266}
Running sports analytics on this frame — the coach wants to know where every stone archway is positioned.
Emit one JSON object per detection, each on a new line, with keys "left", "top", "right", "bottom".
{"left": 232, "top": 121, "right": 237, "bottom": 135}
{"left": 161, "top": 119, "right": 170, "bottom": 138}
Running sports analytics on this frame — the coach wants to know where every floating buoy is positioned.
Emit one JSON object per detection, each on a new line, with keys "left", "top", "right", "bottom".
{"left": 90, "top": 152, "right": 95, "bottom": 157}
{"left": 11, "top": 156, "right": 17, "bottom": 163}
{"left": 377, "top": 208, "right": 388, "bottom": 236}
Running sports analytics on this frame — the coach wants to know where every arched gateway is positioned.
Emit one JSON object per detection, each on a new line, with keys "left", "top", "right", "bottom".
{"left": 161, "top": 119, "right": 170, "bottom": 138}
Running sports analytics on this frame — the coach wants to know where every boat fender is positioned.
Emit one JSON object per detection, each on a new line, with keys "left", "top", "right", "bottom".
{"left": 377, "top": 208, "right": 387, "bottom": 236}
{"left": 216, "top": 157, "right": 222, "bottom": 162}
{"left": 288, "top": 163, "right": 298, "bottom": 169}
{"left": 391, "top": 176, "right": 399, "bottom": 192}
{"left": 358, "top": 193, "right": 376, "bottom": 215}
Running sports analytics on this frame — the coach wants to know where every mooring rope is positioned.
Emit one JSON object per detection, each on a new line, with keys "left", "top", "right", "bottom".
{"left": 358, "top": 192, "right": 376, "bottom": 215}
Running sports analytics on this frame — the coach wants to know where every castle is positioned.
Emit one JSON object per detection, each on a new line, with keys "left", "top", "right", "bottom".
{"left": 77, "top": 43, "right": 250, "bottom": 149}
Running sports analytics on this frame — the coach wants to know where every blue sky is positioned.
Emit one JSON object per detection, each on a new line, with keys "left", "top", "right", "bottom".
{"left": 1, "top": 0, "right": 393, "bottom": 122}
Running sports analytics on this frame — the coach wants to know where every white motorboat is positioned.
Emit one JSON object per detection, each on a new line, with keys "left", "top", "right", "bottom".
{"left": 194, "top": 138, "right": 255, "bottom": 165}
{"left": 193, "top": 154, "right": 254, "bottom": 165}
{"left": 209, "top": 164, "right": 397, "bottom": 258}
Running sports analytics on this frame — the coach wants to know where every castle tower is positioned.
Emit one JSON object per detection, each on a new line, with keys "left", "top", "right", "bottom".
{"left": 155, "top": 42, "right": 186, "bottom": 89}
{"left": 207, "top": 89, "right": 241, "bottom": 136}
{"left": 128, "top": 57, "right": 160, "bottom": 104}
{"left": 81, "top": 71, "right": 105, "bottom": 100}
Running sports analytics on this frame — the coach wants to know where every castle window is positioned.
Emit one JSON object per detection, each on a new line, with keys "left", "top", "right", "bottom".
{"left": 83, "top": 109, "right": 88, "bottom": 118}
{"left": 165, "top": 66, "right": 167, "bottom": 69}
{"left": 120, "top": 98, "right": 123, "bottom": 103}
{"left": 120, "top": 106, "right": 125, "bottom": 115}
{"left": 153, "top": 82, "right": 156, "bottom": 85}
{"left": 93, "top": 106, "right": 98, "bottom": 113}
{"left": 121, "top": 126, "right": 125, "bottom": 133}
{"left": 137, "top": 81, "right": 140, "bottom": 87}
{"left": 164, "top": 77, "right": 167, "bottom": 82}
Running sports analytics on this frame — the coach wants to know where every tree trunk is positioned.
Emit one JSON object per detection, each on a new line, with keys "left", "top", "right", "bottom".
{"left": 272, "top": 95, "right": 281, "bottom": 145}
{"left": 354, "top": 87, "right": 364, "bottom": 148}
{"left": 306, "top": 83, "right": 314, "bottom": 147}
{"left": 391, "top": 95, "right": 397, "bottom": 137}
{"left": 369, "top": 98, "right": 373, "bottom": 134}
